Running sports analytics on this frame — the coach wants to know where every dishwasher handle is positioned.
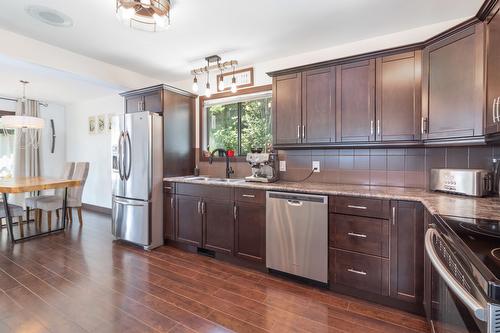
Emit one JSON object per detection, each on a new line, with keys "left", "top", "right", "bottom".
{"left": 287, "top": 200, "right": 303, "bottom": 207}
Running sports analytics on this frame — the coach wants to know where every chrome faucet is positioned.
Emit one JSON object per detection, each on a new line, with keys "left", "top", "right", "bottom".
{"left": 208, "top": 148, "right": 235, "bottom": 179}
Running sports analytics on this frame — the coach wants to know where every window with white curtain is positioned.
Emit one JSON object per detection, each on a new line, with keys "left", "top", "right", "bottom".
{"left": 0, "top": 111, "right": 15, "bottom": 178}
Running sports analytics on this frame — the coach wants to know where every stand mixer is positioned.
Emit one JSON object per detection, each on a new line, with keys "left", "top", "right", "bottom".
{"left": 245, "top": 151, "right": 279, "bottom": 183}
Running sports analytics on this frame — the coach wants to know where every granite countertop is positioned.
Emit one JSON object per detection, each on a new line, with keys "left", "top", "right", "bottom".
{"left": 164, "top": 176, "right": 500, "bottom": 220}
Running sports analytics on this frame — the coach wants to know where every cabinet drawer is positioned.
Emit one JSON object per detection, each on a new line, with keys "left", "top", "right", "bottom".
{"left": 329, "top": 248, "right": 389, "bottom": 296}
{"left": 176, "top": 183, "right": 232, "bottom": 200}
{"left": 330, "top": 214, "right": 389, "bottom": 257}
{"left": 235, "top": 188, "right": 265, "bottom": 204}
{"left": 330, "top": 196, "right": 389, "bottom": 219}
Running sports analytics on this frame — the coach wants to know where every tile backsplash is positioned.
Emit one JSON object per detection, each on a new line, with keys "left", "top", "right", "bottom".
{"left": 196, "top": 146, "right": 499, "bottom": 189}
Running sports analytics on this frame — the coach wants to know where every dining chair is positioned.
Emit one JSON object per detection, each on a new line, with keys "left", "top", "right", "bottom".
{"left": 31, "top": 162, "right": 89, "bottom": 228}
{"left": 0, "top": 199, "right": 25, "bottom": 237}
{"left": 25, "top": 162, "right": 75, "bottom": 229}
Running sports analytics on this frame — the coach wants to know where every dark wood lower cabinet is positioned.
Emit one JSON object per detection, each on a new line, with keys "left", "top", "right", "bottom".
{"left": 203, "top": 198, "right": 234, "bottom": 255}
{"left": 175, "top": 195, "right": 202, "bottom": 247}
{"left": 235, "top": 202, "right": 266, "bottom": 263}
{"left": 390, "top": 200, "right": 424, "bottom": 304}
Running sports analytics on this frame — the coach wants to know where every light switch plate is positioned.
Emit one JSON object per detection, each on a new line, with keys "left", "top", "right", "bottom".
{"left": 279, "top": 160, "right": 287, "bottom": 172}
{"left": 312, "top": 161, "right": 320, "bottom": 172}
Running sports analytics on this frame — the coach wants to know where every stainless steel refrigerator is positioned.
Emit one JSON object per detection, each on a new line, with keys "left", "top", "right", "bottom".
{"left": 111, "top": 111, "right": 163, "bottom": 250}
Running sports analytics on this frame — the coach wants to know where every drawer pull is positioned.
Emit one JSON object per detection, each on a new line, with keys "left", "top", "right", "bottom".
{"left": 242, "top": 194, "right": 255, "bottom": 198}
{"left": 347, "top": 268, "right": 367, "bottom": 276}
{"left": 347, "top": 232, "right": 367, "bottom": 238}
{"left": 164, "top": 186, "right": 172, "bottom": 190}
{"left": 347, "top": 205, "right": 367, "bottom": 210}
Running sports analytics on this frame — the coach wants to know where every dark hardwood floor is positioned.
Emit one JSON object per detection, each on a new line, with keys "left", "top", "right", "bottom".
{"left": 0, "top": 211, "right": 430, "bottom": 333}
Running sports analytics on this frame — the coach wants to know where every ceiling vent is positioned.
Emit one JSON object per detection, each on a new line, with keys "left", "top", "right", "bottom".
{"left": 25, "top": 5, "right": 73, "bottom": 28}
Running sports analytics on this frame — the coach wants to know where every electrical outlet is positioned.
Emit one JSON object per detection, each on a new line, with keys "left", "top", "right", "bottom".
{"left": 312, "top": 161, "right": 320, "bottom": 172}
{"left": 279, "top": 160, "right": 287, "bottom": 172}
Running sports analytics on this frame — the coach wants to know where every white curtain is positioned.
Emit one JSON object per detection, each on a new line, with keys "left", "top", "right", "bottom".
{"left": 12, "top": 99, "right": 41, "bottom": 205}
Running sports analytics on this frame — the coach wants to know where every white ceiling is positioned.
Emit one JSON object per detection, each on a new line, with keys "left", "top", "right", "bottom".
{"left": 0, "top": 0, "right": 484, "bottom": 84}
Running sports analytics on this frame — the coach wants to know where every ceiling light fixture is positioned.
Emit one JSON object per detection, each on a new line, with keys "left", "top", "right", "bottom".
{"left": 25, "top": 5, "right": 74, "bottom": 28}
{"left": 116, "top": 0, "right": 171, "bottom": 32}
{"left": 230, "top": 65, "right": 237, "bottom": 94}
{"left": 191, "top": 55, "right": 238, "bottom": 95}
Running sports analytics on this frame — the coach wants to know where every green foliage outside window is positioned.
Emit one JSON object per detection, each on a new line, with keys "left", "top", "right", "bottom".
{"left": 206, "top": 96, "right": 272, "bottom": 156}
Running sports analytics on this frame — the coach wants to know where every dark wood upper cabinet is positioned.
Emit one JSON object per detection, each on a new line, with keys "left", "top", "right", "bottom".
{"left": 273, "top": 73, "right": 302, "bottom": 144}
{"left": 143, "top": 90, "right": 163, "bottom": 113}
{"left": 175, "top": 194, "right": 202, "bottom": 247}
{"left": 486, "top": 11, "right": 500, "bottom": 134}
{"left": 336, "top": 59, "right": 376, "bottom": 142}
{"left": 376, "top": 51, "right": 422, "bottom": 141}
{"left": 390, "top": 200, "right": 424, "bottom": 304}
{"left": 422, "top": 24, "right": 485, "bottom": 140}
{"left": 302, "top": 67, "right": 336, "bottom": 143}
{"left": 125, "top": 95, "right": 144, "bottom": 114}
{"left": 202, "top": 198, "right": 234, "bottom": 255}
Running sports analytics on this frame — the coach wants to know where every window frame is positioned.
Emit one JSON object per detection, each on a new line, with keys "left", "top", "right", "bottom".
{"left": 199, "top": 84, "right": 272, "bottom": 162}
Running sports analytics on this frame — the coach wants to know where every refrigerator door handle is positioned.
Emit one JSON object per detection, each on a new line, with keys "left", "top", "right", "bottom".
{"left": 125, "top": 131, "right": 132, "bottom": 180}
{"left": 118, "top": 131, "right": 124, "bottom": 180}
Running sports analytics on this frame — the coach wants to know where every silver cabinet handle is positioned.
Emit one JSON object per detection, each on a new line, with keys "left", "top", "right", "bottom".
{"left": 347, "top": 205, "right": 367, "bottom": 210}
{"left": 392, "top": 206, "right": 396, "bottom": 226}
{"left": 376, "top": 120, "right": 380, "bottom": 135}
{"left": 302, "top": 125, "right": 306, "bottom": 140}
{"left": 233, "top": 205, "right": 237, "bottom": 220}
{"left": 201, "top": 201, "right": 206, "bottom": 215}
{"left": 347, "top": 232, "right": 367, "bottom": 238}
{"left": 493, "top": 98, "right": 497, "bottom": 124}
{"left": 370, "top": 120, "right": 374, "bottom": 135}
{"left": 425, "top": 228, "right": 486, "bottom": 321}
{"left": 164, "top": 186, "right": 172, "bottom": 190}
{"left": 496, "top": 97, "right": 500, "bottom": 123}
{"left": 197, "top": 201, "right": 201, "bottom": 214}
{"left": 170, "top": 197, "right": 174, "bottom": 209}
{"left": 297, "top": 125, "right": 300, "bottom": 140}
{"left": 421, "top": 117, "right": 425, "bottom": 134}
{"left": 347, "top": 268, "right": 367, "bottom": 276}
{"left": 242, "top": 194, "right": 255, "bottom": 198}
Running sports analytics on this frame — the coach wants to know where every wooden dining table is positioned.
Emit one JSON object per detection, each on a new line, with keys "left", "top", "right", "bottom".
{"left": 0, "top": 177, "right": 81, "bottom": 242}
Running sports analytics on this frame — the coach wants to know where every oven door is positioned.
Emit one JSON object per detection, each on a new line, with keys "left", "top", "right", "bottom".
{"left": 425, "top": 228, "right": 488, "bottom": 333}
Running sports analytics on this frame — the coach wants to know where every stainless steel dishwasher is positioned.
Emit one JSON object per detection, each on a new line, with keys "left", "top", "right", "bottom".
{"left": 266, "top": 191, "right": 328, "bottom": 283}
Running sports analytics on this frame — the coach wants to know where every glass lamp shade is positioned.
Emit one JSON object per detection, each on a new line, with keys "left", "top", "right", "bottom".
{"left": 1, "top": 116, "right": 45, "bottom": 129}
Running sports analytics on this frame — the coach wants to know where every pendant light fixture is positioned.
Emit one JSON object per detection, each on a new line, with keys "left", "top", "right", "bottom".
{"left": 191, "top": 55, "right": 238, "bottom": 95}
{"left": 116, "top": 0, "right": 171, "bottom": 32}
{"left": 230, "top": 65, "right": 238, "bottom": 94}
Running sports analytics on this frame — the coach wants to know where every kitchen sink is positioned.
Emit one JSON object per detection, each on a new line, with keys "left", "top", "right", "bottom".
{"left": 183, "top": 176, "right": 243, "bottom": 183}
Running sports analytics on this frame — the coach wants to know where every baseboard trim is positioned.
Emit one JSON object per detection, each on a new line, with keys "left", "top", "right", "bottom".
{"left": 82, "top": 203, "right": 112, "bottom": 215}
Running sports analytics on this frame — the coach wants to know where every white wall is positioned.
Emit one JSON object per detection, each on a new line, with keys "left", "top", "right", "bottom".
{"left": 65, "top": 94, "right": 123, "bottom": 209}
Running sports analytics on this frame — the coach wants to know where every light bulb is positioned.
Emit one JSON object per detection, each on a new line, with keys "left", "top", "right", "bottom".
{"left": 192, "top": 77, "right": 198, "bottom": 93}
{"left": 230, "top": 77, "right": 237, "bottom": 93}
{"left": 205, "top": 83, "right": 211, "bottom": 98}
{"left": 140, "top": 0, "right": 151, "bottom": 5}
{"left": 153, "top": 13, "right": 167, "bottom": 27}
{"left": 218, "top": 77, "right": 225, "bottom": 91}
{"left": 121, "top": 6, "right": 136, "bottom": 20}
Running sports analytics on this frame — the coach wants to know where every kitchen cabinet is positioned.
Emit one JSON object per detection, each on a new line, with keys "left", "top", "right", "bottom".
{"left": 203, "top": 197, "right": 234, "bottom": 255}
{"left": 125, "top": 95, "right": 144, "bottom": 114}
{"left": 124, "top": 90, "right": 162, "bottom": 113}
{"left": 234, "top": 188, "right": 266, "bottom": 263}
{"left": 163, "top": 183, "right": 175, "bottom": 241}
{"left": 390, "top": 200, "right": 424, "bottom": 304}
{"left": 302, "top": 67, "right": 336, "bottom": 143}
{"left": 175, "top": 194, "right": 202, "bottom": 247}
{"left": 273, "top": 73, "right": 302, "bottom": 144}
{"left": 486, "top": 10, "right": 500, "bottom": 134}
{"left": 335, "top": 59, "right": 376, "bottom": 142}
{"left": 376, "top": 51, "right": 422, "bottom": 141}
{"left": 422, "top": 24, "right": 485, "bottom": 140}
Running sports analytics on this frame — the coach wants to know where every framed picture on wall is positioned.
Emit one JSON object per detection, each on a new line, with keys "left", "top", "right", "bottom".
{"left": 216, "top": 67, "right": 254, "bottom": 92}
{"left": 88, "top": 116, "right": 96, "bottom": 135}
{"left": 97, "top": 115, "right": 106, "bottom": 134}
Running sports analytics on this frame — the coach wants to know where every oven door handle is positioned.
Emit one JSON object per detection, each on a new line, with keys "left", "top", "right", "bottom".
{"left": 425, "top": 228, "right": 486, "bottom": 322}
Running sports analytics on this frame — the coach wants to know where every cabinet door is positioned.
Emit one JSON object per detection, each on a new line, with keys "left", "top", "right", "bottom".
{"left": 125, "top": 95, "right": 144, "bottom": 113}
{"left": 163, "top": 193, "right": 175, "bottom": 240}
{"left": 336, "top": 60, "right": 376, "bottom": 142}
{"left": 144, "top": 90, "right": 163, "bottom": 113}
{"left": 273, "top": 73, "right": 302, "bottom": 144}
{"left": 487, "top": 12, "right": 500, "bottom": 134}
{"left": 390, "top": 201, "right": 424, "bottom": 303}
{"left": 235, "top": 202, "right": 266, "bottom": 263}
{"left": 175, "top": 195, "right": 202, "bottom": 247}
{"left": 302, "top": 67, "right": 336, "bottom": 143}
{"left": 422, "top": 24, "right": 485, "bottom": 139}
{"left": 203, "top": 198, "right": 234, "bottom": 255}
{"left": 376, "top": 51, "right": 421, "bottom": 141}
